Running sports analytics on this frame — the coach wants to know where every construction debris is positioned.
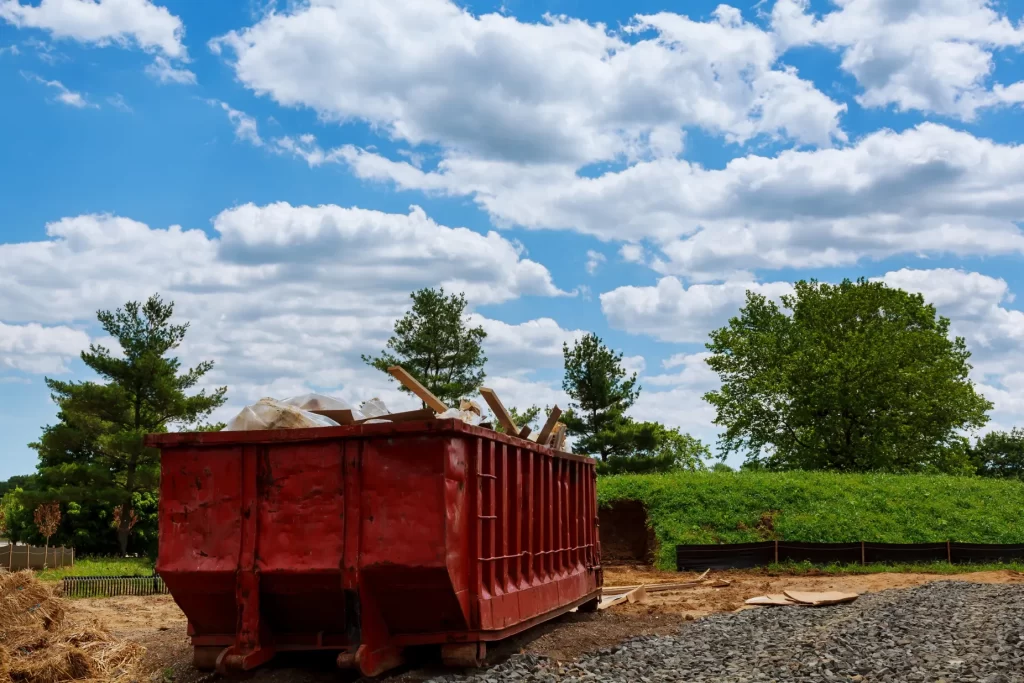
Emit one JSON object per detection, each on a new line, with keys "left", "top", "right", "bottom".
{"left": 224, "top": 398, "right": 341, "bottom": 431}
{"left": 783, "top": 590, "right": 859, "bottom": 606}
{"left": 601, "top": 570, "right": 712, "bottom": 597}
{"left": 744, "top": 590, "right": 859, "bottom": 607}
{"left": 220, "top": 369, "right": 570, "bottom": 449}
{"left": 599, "top": 584, "right": 649, "bottom": 610}
{"left": 0, "top": 569, "right": 144, "bottom": 683}
{"left": 479, "top": 387, "right": 519, "bottom": 435}
{"left": 387, "top": 366, "right": 448, "bottom": 412}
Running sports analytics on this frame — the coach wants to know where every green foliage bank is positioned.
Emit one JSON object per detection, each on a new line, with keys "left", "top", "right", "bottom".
{"left": 598, "top": 471, "right": 1024, "bottom": 570}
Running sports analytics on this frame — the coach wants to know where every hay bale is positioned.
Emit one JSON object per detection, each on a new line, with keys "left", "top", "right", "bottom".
{"left": 0, "top": 570, "right": 144, "bottom": 683}
{"left": 0, "top": 645, "right": 12, "bottom": 683}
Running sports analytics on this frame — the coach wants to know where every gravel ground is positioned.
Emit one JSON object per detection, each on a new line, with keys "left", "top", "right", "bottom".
{"left": 430, "top": 582, "right": 1024, "bottom": 683}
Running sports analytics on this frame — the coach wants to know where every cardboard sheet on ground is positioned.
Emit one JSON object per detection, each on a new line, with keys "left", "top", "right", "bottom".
{"left": 745, "top": 590, "right": 858, "bottom": 607}
{"left": 783, "top": 590, "right": 858, "bottom": 605}
{"left": 744, "top": 594, "right": 798, "bottom": 606}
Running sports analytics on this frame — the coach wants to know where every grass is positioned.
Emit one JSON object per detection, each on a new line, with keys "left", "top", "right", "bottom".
{"left": 598, "top": 471, "right": 1024, "bottom": 570}
{"left": 35, "top": 556, "right": 154, "bottom": 582}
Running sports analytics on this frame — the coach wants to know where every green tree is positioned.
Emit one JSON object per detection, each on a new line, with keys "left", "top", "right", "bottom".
{"left": 970, "top": 428, "right": 1024, "bottom": 480}
{"left": 561, "top": 334, "right": 639, "bottom": 460}
{"left": 711, "top": 462, "right": 735, "bottom": 473}
{"left": 363, "top": 288, "right": 487, "bottom": 408}
{"left": 40, "top": 295, "right": 227, "bottom": 555}
{"left": 704, "top": 278, "right": 991, "bottom": 473}
{"left": 0, "top": 490, "right": 31, "bottom": 544}
{"left": 597, "top": 423, "right": 710, "bottom": 474}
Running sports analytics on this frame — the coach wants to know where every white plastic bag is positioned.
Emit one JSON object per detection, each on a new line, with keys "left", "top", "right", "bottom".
{"left": 436, "top": 408, "right": 483, "bottom": 426}
{"left": 223, "top": 398, "right": 340, "bottom": 431}
{"left": 360, "top": 398, "right": 390, "bottom": 418}
{"left": 282, "top": 393, "right": 352, "bottom": 412}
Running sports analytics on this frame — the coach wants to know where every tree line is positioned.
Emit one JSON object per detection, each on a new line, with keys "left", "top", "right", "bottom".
{"left": 2, "top": 279, "right": 1023, "bottom": 556}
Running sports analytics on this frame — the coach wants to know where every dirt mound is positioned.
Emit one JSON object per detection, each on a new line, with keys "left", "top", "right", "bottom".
{"left": 0, "top": 570, "right": 144, "bottom": 683}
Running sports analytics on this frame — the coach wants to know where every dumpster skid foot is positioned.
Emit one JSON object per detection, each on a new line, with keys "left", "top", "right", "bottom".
{"left": 215, "top": 643, "right": 276, "bottom": 677}
{"left": 193, "top": 646, "right": 223, "bottom": 672}
{"left": 441, "top": 642, "right": 486, "bottom": 668}
{"left": 355, "top": 643, "right": 404, "bottom": 678}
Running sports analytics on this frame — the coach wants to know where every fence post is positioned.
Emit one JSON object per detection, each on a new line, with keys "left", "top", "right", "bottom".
{"left": 947, "top": 540, "right": 952, "bottom": 564}
{"left": 26, "top": 544, "right": 30, "bottom": 570}
{"left": 71, "top": 547, "right": 74, "bottom": 568}
{"left": 774, "top": 539, "right": 779, "bottom": 564}
{"left": 861, "top": 541, "right": 865, "bottom": 566}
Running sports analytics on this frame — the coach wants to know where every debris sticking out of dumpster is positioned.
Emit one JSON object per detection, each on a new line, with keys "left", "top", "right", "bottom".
{"left": 218, "top": 367, "right": 570, "bottom": 450}
{"left": 0, "top": 569, "right": 144, "bottom": 683}
{"left": 224, "top": 398, "right": 341, "bottom": 431}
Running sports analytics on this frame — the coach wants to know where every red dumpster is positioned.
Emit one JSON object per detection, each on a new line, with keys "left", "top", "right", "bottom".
{"left": 148, "top": 419, "right": 602, "bottom": 677}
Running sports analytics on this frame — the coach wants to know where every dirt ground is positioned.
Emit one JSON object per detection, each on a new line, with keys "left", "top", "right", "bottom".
{"left": 74, "top": 566, "right": 1024, "bottom": 682}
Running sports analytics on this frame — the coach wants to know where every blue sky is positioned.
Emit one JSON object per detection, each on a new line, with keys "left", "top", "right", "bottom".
{"left": 2, "top": 0, "right": 1024, "bottom": 479}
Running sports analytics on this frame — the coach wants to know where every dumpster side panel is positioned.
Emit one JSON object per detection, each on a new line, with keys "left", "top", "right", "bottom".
{"left": 157, "top": 445, "right": 245, "bottom": 636}
{"left": 256, "top": 440, "right": 345, "bottom": 573}
{"left": 360, "top": 434, "right": 471, "bottom": 633}
{"left": 470, "top": 438, "right": 600, "bottom": 635}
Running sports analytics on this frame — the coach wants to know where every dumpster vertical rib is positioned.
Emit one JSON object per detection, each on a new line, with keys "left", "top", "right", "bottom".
{"left": 547, "top": 454, "right": 554, "bottom": 579}
{"left": 527, "top": 450, "right": 536, "bottom": 585}
{"left": 487, "top": 440, "right": 497, "bottom": 598}
{"left": 503, "top": 442, "right": 511, "bottom": 594}
{"left": 561, "top": 458, "right": 569, "bottom": 577}
{"left": 515, "top": 446, "right": 523, "bottom": 589}
{"left": 473, "top": 437, "right": 484, "bottom": 620}
{"left": 572, "top": 462, "right": 580, "bottom": 571}
{"left": 539, "top": 453, "right": 548, "bottom": 581}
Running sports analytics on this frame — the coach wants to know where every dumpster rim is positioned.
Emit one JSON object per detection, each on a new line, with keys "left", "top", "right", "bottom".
{"left": 144, "top": 419, "right": 595, "bottom": 464}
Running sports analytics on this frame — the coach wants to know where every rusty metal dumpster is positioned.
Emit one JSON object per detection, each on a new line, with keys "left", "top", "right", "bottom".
{"left": 148, "top": 419, "right": 602, "bottom": 677}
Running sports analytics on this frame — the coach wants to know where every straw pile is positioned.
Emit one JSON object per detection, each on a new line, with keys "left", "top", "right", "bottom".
{"left": 0, "top": 570, "right": 144, "bottom": 683}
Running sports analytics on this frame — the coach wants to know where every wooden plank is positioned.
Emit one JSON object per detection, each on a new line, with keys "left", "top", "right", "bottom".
{"left": 370, "top": 407, "right": 437, "bottom": 424}
{"left": 519, "top": 425, "right": 532, "bottom": 439}
{"left": 479, "top": 387, "right": 518, "bottom": 436}
{"left": 536, "top": 406, "right": 562, "bottom": 445}
{"left": 387, "top": 366, "right": 448, "bottom": 413}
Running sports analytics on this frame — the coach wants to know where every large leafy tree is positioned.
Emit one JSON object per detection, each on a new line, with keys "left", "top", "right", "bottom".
{"left": 597, "top": 423, "right": 710, "bottom": 475}
{"left": 39, "top": 295, "right": 226, "bottom": 554}
{"left": 561, "top": 334, "right": 639, "bottom": 460}
{"left": 363, "top": 288, "right": 487, "bottom": 407}
{"left": 970, "top": 428, "right": 1024, "bottom": 480}
{"left": 704, "top": 278, "right": 991, "bottom": 473}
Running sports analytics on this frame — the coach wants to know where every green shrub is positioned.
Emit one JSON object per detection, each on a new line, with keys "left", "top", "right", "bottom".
{"left": 597, "top": 471, "right": 1024, "bottom": 570}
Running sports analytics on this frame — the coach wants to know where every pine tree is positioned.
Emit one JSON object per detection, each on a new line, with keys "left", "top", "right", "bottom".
{"left": 40, "top": 295, "right": 226, "bottom": 554}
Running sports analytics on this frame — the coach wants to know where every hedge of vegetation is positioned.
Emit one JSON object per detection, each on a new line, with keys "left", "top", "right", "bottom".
{"left": 597, "top": 471, "right": 1024, "bottom": 570}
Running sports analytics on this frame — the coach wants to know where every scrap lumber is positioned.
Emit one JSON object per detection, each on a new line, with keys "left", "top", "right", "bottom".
{"left": 549, "top": 422, "right": 567, "bottom": 449}
{"left": 601, "top": 570, "right": 711, "bottom": 597}
{"left": 311, "top": 407, "right": 437, "bottom": 425}
{"left": 479, "top": 387, "right": 519, "bottom": 436}
{"left": 387, "top": 366, "right": 449, "bottom": 413}
{"left": 537, "top": 406, "right": 562, "bottom": 445}
{"left": 519, "top": 426, "right": 532, "bottom": 439}
{"left": 599, "top": 584, "right": 648, "bottom": 610}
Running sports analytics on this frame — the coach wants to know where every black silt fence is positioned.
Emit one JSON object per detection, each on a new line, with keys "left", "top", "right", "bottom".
{"left": 778, "top": 542, "right": 863, "bottom": 565}
{"left": 676, "top": 541, "right": 1024, "bottom": 571}
{"left": 62, "top": 574, "right": 169, "bottom": 598}
{"left": 676, "top": 541, "right": 775, "bottom": 570}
